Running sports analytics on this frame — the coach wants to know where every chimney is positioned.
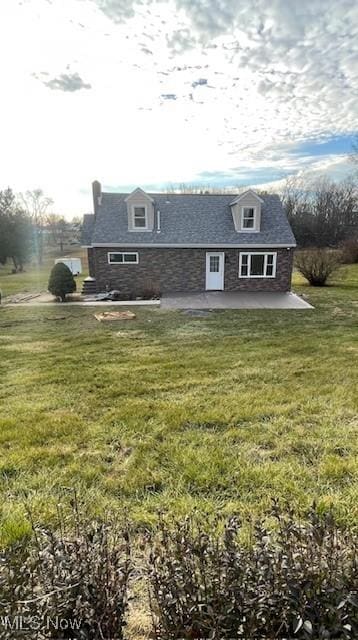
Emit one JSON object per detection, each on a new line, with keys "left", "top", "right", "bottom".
{"left": 92, "top": 180, "right": 102, "bottom": 216}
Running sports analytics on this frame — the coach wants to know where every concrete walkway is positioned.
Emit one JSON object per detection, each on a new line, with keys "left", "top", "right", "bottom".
{"left": 161, "top": 291, "right": 313, "bottom": 310}
{"left": 4, "top": 299, "right": 160, "bottom": 308}
{"left": 3, "top": 292, "right": 312, "bottom": 310}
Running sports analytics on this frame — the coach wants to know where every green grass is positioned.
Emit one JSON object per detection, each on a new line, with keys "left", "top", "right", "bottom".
{"left": 0, "top": 265, "right": 357, "bottom": 545}
{"left": 0, "top": 247, "right": 88, "bottom": 298}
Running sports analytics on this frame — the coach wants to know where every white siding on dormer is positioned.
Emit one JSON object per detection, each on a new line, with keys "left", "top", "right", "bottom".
{"left": 231, "top": 192, "right": 262, "bottom": 233}
{"left": 125, "top": 189, "right": 155, "bottom": 231}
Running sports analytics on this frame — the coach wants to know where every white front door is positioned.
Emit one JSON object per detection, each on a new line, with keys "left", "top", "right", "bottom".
{"left": 205, "top": 252, "right": 225, "bottom": 290}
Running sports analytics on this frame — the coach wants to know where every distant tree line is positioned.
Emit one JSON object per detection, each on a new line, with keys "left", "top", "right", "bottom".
{"left": 0, "top": 188, "right": 81, "bottom": 272}
{"left": 281, "top": 176, "right": 358, "bottom": 248}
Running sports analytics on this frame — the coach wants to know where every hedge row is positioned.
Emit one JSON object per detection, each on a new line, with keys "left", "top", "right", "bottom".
{"left": 0, "top": 504, "right": 357, "bottom": 639}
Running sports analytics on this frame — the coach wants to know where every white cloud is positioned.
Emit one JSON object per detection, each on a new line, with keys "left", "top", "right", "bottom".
{"left": 249, "top": 156, "right": 357, "bottom": 193}
{"left": 34, "top": 71, "right": 92, "bottom": 91}
{"left": 0, "top": 0, "right": 356, "bottom": 216}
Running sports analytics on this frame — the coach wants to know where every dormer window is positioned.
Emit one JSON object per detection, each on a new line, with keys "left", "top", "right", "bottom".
{"left": 124, "top": 188, "right": 154, "bottom": 232}
{"left": 133, "top": 205, "right": 148, "bottom": 229}
{"left": 125, "top": 188, "right": 155, "bottom": 231}
{"left": 230, "top": 190, "right": 263, "bottom": 233}
{"left": 242, "top": 207, "right": 255, "bottom": 230}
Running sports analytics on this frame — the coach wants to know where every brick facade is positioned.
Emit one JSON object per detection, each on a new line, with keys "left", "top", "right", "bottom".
{"left": 87, "top": 248, "right": 95, "bottom": 277}
{"left": 90, "top": 247, "right": 294, "bottom": 295}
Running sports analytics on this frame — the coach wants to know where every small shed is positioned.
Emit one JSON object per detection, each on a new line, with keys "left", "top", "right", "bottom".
{"left": 55, "top": 257, "right": 82, "bottom": 276}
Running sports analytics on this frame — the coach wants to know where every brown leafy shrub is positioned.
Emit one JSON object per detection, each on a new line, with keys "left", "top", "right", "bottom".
{"left": 295, "top": 248, "right": 341, "bottom": 286}
{"left": 0, "top": 517, "right": 131, "bottom": 639}
{"left": 1, "top": 503, "right": 356, "bottom": 639}
{"left": 341, "top": 238, "right": 358, "bottom": 264}
{"left": 148, "top": 504, "right": 358, "bottom": 639}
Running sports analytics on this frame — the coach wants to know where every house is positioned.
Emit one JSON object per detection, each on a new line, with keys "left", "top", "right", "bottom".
{"left": 81, "top": 181, "right": 296, "bottom": 297}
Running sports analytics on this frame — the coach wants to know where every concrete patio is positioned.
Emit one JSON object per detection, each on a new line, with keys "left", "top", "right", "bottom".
{"left": 161, "top": 291, "right": 313, "bottom": 310}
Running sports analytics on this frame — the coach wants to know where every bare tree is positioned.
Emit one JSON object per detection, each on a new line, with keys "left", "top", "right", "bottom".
{"left": 281, "top": 175, "right": 357, "bottom": 247}
{"left": 46, "top": 214, "right": 68, "bottom": 253}
{"left": 20, "top": 189, "right": 53, "bottom": 264}
{"left": 312, "top": 177, "right": 357, "bottom": 245}
{"left": 165, "top": 183, "right": 236, "bottom": 194}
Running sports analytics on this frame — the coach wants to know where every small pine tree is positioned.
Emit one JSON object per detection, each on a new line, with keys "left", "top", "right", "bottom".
{"left": 48, "top": 262, "right": 76, "bottom": 302}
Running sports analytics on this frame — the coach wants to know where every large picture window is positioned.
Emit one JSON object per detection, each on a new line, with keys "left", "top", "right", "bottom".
{"left": 239, "top": 252, "right": 276, "bottom": 278}
{"left": 108, "top": 252, "right": 139, "bottom": 264}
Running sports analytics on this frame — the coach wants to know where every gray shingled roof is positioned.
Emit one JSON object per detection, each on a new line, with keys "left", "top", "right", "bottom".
{"left": 81, "top": 213, "right": 95, "bottom": 245}
{"left": 84, "top": 193, "right": 296, "bottom": 246}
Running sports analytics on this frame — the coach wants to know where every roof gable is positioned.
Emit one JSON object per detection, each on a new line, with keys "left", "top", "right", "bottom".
{"left": 124, "top": 187, "right": 154, "bottom": 203}
{"left": 230, "top": 189, "right": 264, "bottom": 206}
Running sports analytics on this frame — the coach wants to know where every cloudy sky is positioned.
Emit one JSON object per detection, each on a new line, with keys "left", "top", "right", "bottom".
{"left": 0, "top": 0, "right": 357, "bottom": 216}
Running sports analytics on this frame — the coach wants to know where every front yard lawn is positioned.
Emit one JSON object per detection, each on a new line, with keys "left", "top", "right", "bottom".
{"left": 0, "top": 266, "right": 357, "bottom": 545}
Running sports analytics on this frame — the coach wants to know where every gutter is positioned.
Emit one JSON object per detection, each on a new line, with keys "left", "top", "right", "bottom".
{"left": 89, "top": 242, "right": 296, "bottom": 249}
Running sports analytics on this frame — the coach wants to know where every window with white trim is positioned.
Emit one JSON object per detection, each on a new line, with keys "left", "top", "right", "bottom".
{"left": 133, "top": 206, "right": 147, "bottom": 229}
{"left": 209, "top": 255, "right": 220, "bottom": 272}
{"left": 241, "top": 207, "right": 256, "bottom": 230}
{"left": 108, "top": 252, "right": 139, "bottom": 264}
{"left": 239, "top": 252, "right": 276, "bottom": 278}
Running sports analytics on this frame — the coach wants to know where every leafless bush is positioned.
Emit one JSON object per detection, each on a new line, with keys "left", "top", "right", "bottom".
{"left": 295, "top": 248, "right": 341, "bottom": 285}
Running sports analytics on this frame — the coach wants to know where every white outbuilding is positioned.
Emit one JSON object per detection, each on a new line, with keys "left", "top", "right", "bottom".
{"left": 55, "top": 257, "right": 82, "bottom": 276}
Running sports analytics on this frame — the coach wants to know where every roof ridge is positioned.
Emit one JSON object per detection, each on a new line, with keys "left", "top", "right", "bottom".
{"left": 101, "top": 192, "right": 279, "bottom": 197}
